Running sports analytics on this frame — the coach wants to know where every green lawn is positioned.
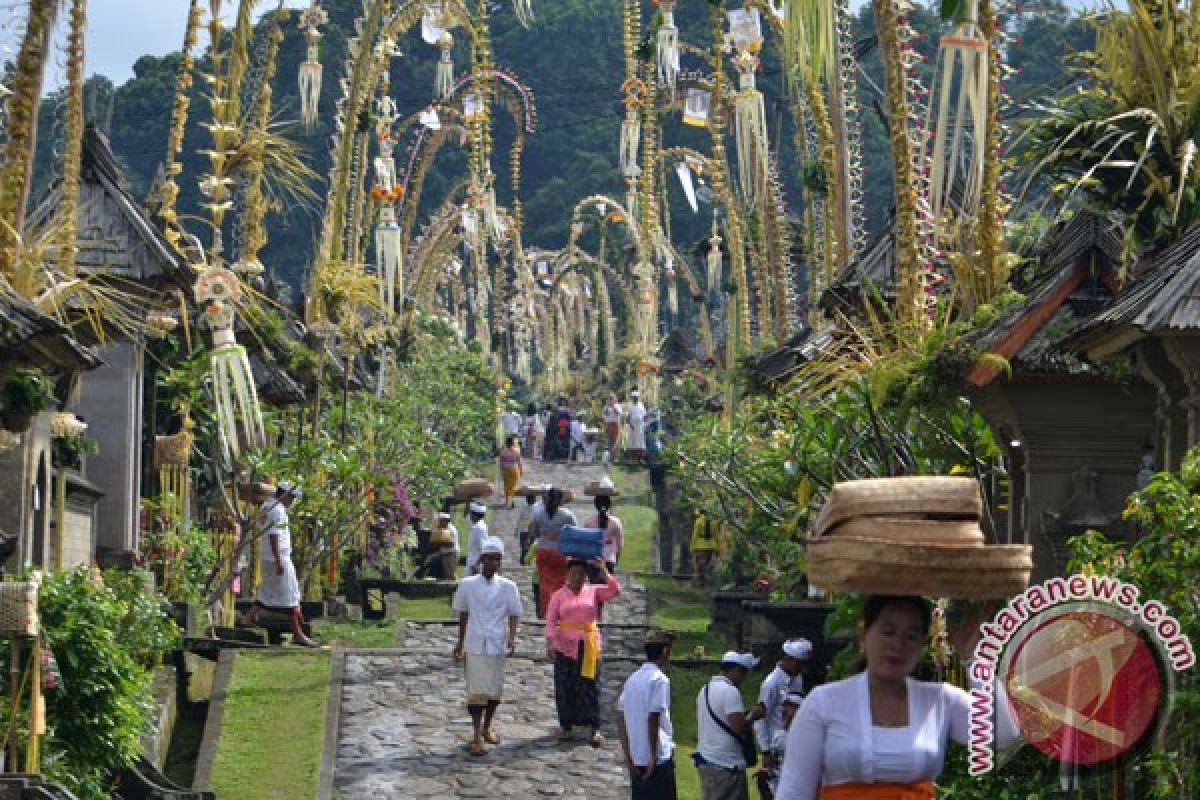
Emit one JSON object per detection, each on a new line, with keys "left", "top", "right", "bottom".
{"left": 610, "top": 465, "right": 651, "bottom": 502}
{"left": 617, "top": 504, "right": 656, "bottom": 574}
{"left": 312, "top": 596, "right": 454, "bottom": 647}
{"left": 209, "top": 652, "right": 330, "bottom": 799}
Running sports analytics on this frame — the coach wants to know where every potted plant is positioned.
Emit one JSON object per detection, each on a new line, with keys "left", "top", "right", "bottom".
{"left": 50, "top": 412, "right": 97, "bottom": 469}
{"left": 1, "top": 368, "right": 56, "bottom": 432}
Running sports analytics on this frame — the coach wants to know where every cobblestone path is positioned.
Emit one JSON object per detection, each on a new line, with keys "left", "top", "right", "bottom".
{"left": 331, "top": 460, "right": 652, "bottom": 799}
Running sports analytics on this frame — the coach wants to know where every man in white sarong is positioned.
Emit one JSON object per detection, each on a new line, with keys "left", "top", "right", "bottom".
{"left": 452, "top": 537, "right": 523, "bottom": 756}
{"left": 624, "top": 389, "right": 647, "bottom": 465}
{"left": 465, "top": 501, "right": 489, "bottom": 575}
{"left": 238, "top": 481, "right": 318, "bottom": 646}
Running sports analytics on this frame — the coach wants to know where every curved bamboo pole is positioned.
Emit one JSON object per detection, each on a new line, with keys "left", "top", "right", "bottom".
{"left": 160, "top": 0, "right": 204, "bottom": 240}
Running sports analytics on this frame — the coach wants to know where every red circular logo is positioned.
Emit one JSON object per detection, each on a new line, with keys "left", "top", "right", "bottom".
{"left": 1004, "top": 610, "right": 1162, "bottom": 765}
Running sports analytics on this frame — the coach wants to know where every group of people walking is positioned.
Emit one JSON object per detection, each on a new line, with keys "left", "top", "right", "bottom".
{"left": 499, "top": 391, "right": 654, "bottom": 467}
{"left": 452, "top": 575, "right": 1007, "bottom": 800}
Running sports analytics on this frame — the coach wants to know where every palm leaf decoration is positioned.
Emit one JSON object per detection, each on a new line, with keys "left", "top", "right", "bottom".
{"left": 1021, "top": 0, "right": 1200, "bottom": 252}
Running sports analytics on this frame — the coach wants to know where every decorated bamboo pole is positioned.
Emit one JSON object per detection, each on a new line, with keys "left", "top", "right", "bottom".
{"left": 873, "top": 0, "right": 924, "bottom": 328}
{"left": 160, "top": 0, "right": 204, "bottom": 241}
{"left": 55, "top": 0, "right": 87, "bottom": 277}
{"left": 977, "top": 0, "right": 1006, "bottom": 302}
{"left": 237, "top": 3, "right": 287, "bottom": 274}
{"left": 0, "top": 0, "right": 59, "bottom": 283}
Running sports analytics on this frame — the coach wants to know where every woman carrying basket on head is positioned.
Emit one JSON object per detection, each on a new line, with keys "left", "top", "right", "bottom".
{"left": 775, "top": 595, "right": 1016, "bottom": 800}
{"left": 531, "top": 487, "right": 577, "bottom": 618}
{"left": 545, "top": 557, "right": 621, "bottom": 747}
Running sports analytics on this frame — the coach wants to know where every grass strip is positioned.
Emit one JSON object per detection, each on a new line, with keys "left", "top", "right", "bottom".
{"left": 208, "top": 651, "right": 330, "bottom": 799}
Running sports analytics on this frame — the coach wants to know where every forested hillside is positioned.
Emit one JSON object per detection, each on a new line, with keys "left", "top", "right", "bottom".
{"left": 29, "top": 0, "right": 1091, "bottom": 297}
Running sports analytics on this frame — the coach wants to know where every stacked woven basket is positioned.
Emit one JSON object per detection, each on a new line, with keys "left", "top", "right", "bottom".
{"left": 805, "top": 476, "right": 1032, "bottom": 599}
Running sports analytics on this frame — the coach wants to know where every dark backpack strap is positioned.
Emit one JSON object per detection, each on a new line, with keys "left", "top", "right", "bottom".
{"left": 703, "top": 684, "right": 745, "bottom": 743}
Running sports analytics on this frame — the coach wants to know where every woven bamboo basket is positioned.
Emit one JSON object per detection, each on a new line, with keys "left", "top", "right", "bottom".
{"left": 238, "top": 482, "right": 276, "bottom": 503}
{"left": 825, "top": 516, "right": 985, "bottom": 545}
{"left": 815, "top": 476, "right": 981, "bottom": 536}
{"left": 806, "top": 536, "right": 1032, "bottom": 598}
{"left": 0, "top": 579, "right": 40, "bottom": 636}
{"left": 515, "top": 485, "right": 542, "bottom": 498}
{"left": 583, "top": 481, "right": 619, "bottom": 498}
{"left": 453, "top": 478, "right": 494, "bottom": 501}
{"left": 153, "top": 431, "right": 192, "bottom": 470}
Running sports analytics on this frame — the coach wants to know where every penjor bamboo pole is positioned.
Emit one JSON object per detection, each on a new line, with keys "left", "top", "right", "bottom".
{"left": 54, "top": 469, "right": 66, "bottom": 570}
{"left": 0, "top": 0, "right": 59, "bottom": 283}
{"left": 873, "top": 0, "right": 923, "bottom": 328}
{"left": 56, "top": 0, "right": 87, "bottom": 278}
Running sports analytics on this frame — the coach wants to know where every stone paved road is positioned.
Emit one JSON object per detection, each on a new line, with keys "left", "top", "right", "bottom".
{"left": 331, "top": 460, "right": 652, "bottom": 799}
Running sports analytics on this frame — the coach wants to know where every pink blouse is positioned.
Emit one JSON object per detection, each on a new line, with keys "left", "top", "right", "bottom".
{"left": 544, "top": 576, "right": 621, "bottom": 659}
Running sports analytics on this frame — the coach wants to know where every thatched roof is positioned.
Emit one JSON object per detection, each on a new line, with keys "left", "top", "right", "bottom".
{"left": 0, "top": 286, "right": 100, "bottom": 373}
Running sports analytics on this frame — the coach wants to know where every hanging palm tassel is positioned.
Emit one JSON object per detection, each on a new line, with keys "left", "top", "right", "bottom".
{"left": 194, "top": 267, "right": 265, "bottom": 461}
{"left": 375, "top": 204, "right": 402, "bottom": 315}
{"left": 665, "top": 266, "right": 678, "bottom": 317}
{"left": 514, "top": 0, "right": 534, "bottom": 28}
{"left": 435, "top": 32, "right": 455, "bottom": 101}
{"left": 297, "top": 2, "right": 327, "bottom": 131}
{"left": 656, "top": 0, "right": 680, "bottom": 95}
{"left": 733, "top": 51, "right": 769, "bottom": 204}
{"left": 925, "top": 0, "right": 989, "bottom": 235}
{"left": 707, "top": 213, "right": 723, "bottom": 294}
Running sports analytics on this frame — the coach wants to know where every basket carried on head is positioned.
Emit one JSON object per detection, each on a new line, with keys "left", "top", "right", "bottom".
{"left": 584, "top": 480, "right": 620, "bottom": 498}
{"left": 453, "top": 478, "right": 494, "bottom": 501}
{"left": 807, "top": 476, "right": 1032, "bottom": 599}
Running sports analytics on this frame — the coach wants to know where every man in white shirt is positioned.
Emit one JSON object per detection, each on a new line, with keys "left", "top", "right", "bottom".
{"left": 695, "top": 651, "right": 766, "bottom": 800}
{"left": 753, "top": 638, "right": 811, "bottom": 769}
{"left": 757, "top": 690, "right": 803, "bottom": 799}
{"left": 464, "top": 501, "right": 488, "bottom": 575}
{"left": 500, "top": 405, "right": 523, "bottom": 438}
{"left": 451, "top": 537, "right": 523, "bottom": 756}
{"left": 617, "top": 632, "right": 677, "bottom": 799}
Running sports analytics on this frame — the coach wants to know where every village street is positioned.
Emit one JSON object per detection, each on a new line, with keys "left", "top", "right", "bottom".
{"left": 330, "top": 460, "right": 652, "bottom": 798}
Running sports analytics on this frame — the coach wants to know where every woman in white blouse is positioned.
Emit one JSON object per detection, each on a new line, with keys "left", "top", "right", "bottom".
{"left": 776, "top": 595, "right": 982, "bottom": 800}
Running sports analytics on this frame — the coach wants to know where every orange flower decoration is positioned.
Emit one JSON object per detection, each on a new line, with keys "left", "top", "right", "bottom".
{"left": 371, "top": 186, "right": 385, "bottom": 202}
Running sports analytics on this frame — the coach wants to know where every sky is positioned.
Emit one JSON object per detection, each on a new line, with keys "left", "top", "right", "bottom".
{"left": 20, "top": 0, "right": 1103, "bottom": 90}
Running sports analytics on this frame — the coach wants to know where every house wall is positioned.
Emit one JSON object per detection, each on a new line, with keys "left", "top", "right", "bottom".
{"left": 76, "top": 341, "right": 143, "bottom": 557}
{"left": 971, "top": 376, "right": 1156, "bottom": 582}
{"left": 0, "top": 414, "right": 54, "bottom": 570}
{"left": 61, "top": 497, "right": 96, "bottom": 569}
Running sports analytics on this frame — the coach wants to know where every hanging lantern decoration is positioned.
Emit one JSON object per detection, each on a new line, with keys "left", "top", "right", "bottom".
{"left": 463, "top": 91, "right": 484, "bottom": 121}
{"left": 422, "top": 3, "right": 447, "bottom": 44}
{"left": 374, "top": 97, "right": 398, "bottom": 190}
{"left": 683, "top": 87, "right": 711, "bottom": 127}
{"left": 732, "top": 49, "right": 768, "bottom": 204}
{"left": 194, "top": 267, "right": 264, "bottom": 460}
{"left": 619, "top": 76, "right": 645, "bottom": 178}
{"left": 657, "top": 0, "right": 680, "bottom": 94}
{"left": 707, "top": 213, "right": 723, "bottom": 294}
{"left": 435, "top": 32, "right": 455, "bottom": 101}
{"left": 926, "top": 0, "right": 989, "bottom": 234}
{"left": 375, "top": 202, "right": 402, "bottom": 315}
{"left": 297, "top": 2, "right": 328, "bottom": 131}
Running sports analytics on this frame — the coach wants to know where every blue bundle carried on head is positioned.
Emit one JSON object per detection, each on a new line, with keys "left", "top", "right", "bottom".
{"left": 558, "top": 525, "right": 604, "bottom": 560}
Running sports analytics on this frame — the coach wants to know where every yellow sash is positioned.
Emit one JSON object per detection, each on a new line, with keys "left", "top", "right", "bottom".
{"left": 559, "top": 621, "right": 600, "bottom": 679}
{"left": 820, "top": 781, "right": 935, "bottom": 800}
